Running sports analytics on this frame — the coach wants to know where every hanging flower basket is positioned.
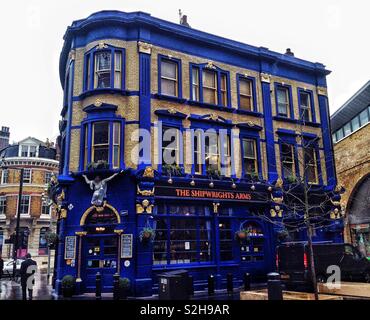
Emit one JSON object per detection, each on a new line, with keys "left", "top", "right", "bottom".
{"left": 139, "top": 227, "right": 155, "bottom": 243}
{"left": 235, "top": 230, "right": 249, "bottom": 241}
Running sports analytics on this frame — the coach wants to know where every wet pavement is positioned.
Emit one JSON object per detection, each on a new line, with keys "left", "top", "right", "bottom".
{"left": 0, "top": 271, "right": 265, "bottom": 300}
{"left": 0, "top": 271, "right": 54, "bottom": 300}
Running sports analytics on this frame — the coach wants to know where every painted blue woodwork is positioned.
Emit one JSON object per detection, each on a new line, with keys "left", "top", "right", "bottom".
{"left": 261, "top": 81, "right": 278, "bottom": 182}
{"left": 138, "top": 52, "right": 151, "bottom": 169}
{"left": 60, "top": 11, "right": 330, "bottom": 89}
{"left": 55, "top": 10, "right": 342, "bottom": 298}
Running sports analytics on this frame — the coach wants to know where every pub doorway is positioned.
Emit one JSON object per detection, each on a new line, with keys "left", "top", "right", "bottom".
{"left": 80, "top": 205, "right": 120, "bottom": 292}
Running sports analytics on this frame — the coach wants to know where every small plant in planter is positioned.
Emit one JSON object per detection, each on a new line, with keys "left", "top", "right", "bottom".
{"left": 285, "top": 175, "right": 298, "bottom": 184}
{"left": 61, "top": 275, "right": 76, "bottom": 298}
{"left": 235, "top": 229, "right": 250, "bottom": 241}
{"left": 87, "top": 160, "right": 110, "bottom": 171}
{"left": 140, "top": 227, "right": 155, "bottom": 243}
{"left": 119, "top": 277, "right": 131, "bottom": 299}
{"left": 277, "top": 229, "right": 290, "bottom": 242}
{"left": 162, "top": 164, "right": 183, "bottom": 177}
{"left": 46, "top": 232, "right": 59, "bottom": 249}
{"left": 206, "top": 168, "right": 221, "bottom": 179}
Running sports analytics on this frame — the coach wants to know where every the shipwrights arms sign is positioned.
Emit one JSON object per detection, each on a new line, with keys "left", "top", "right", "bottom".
{"left": 155, "top": 186, "right": 267, "bottom": 202}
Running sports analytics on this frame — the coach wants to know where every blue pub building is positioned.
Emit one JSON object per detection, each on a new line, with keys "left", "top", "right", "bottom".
{"left": 54, "top": 11, "right": 344, "bottom": 296}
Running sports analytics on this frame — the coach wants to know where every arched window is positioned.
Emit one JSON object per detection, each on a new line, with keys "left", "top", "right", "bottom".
{"left": 85, "top": 207, "right": 118, "bottom": 225}
{"left": 349, "top": 175, "right": 370, "bottom": 259}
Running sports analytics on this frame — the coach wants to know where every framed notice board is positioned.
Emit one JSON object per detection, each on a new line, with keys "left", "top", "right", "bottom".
{"left": 121, "top": 234, "right": 133, "bottom": 259}
{"left": 64, "top": 236, "right": 77, "bottom": 260}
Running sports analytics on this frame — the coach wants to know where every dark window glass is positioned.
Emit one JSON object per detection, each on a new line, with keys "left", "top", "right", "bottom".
{"left": 299, "top": 92, "right": 310, "bottom": 121}
{"left": 281, "top": 143, "right": 295, "bottom": 177}
{"left": 219, "top": 219, "right": 233, "bottom": 261}
{"left": 93, "top": 122, "right": 109, "bottom": 162}
{"left": 304, "top": 147, "right": 318, "bottom": 183}
{"left": 242, "top": 139, "right": 257, "bottom": 175}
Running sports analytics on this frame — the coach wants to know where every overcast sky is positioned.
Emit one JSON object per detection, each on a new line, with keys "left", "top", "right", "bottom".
{"left": 1, "top": 0, "right": 369, "bottom": 143}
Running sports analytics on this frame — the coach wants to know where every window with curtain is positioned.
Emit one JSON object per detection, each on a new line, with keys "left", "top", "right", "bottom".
{"left": 220, "top": 74, "right": 228, "bottom": 106}
{"left": 114, "top": 52, "right": 122, "bottom": 89}
{"left": 95, "top": 51, "right": 111, "bottom": 88}
{"left": 203, "top": 70, "right": 217, "bottom": 105}
{"left": 85, "top": 121, "right": 122, "bottom": 169}
{"left": 242, "top": 138, "right": 258, "bottom": 176}
{"left": 161, "top": 60, "right": 178, "bottom": 97}
{"left": 191, "top": 67, "right": 200, "bottom": 101}
{"left": 239, "top": 78, "right": 253, "bottom": 111}
{"left": 277, "top": 87, "right": 290, "bottom": 117}
{"left": 153, "top": 205, "right": 213, "bottom": 265}
{"left": 304, "top": 147, "right": 318, "bottom": 184}
{"left": 162, "top": 126, "right": 180, "bottom": 165}
{"left": 281, "top": 143, "right": 295, "bottom": 177}
{"left": 0, "top": 196, "right": 6, "bottom": 214}
{"left": 299, "top": 92, "right": 311, "bottom": 122}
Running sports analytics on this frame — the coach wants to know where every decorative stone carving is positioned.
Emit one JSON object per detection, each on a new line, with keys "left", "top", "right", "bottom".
{"left": 68, "top": 50, "right": 76, "bottom": 61}
{"left": 143, "top": 166, "right": 155, "bottom": 178}
{"left": 96, "top": 42, "right": 108, "bottom": 50}
{"left": 317, "top": 87, "right": 327, "bottom": 96}
{"left": 260, "top": 73, "right": 271, "bottom": 83}
{"left": 206, "top": 61, "right": 216, "bottom": 69}
{"left": 137, "top": 186, "right": 155, "bottom": 196}
{"left": 94, "top": 99, "right": 103, "bottom": 107}
{"left": 138, "top": 41, "right": 152, "bottom": 54}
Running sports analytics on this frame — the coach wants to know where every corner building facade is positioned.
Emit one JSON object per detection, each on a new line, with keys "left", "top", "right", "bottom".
{"left": 55, "top": 11, "right": 343, "bottom": 296}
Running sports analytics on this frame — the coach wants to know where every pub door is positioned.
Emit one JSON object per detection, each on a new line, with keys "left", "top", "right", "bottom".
{"left": 82, "top": 235, "right": 118, "bottom": 292}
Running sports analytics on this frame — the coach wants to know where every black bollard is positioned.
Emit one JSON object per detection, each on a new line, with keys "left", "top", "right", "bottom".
{"left": 227, "top": 273, "right": 233, "bottom": 294}
{"left": 267, "top": 272, "right": 283, "bottom": 300}
{"left": 113, "top": 273, "right": 120, "bottom": 300}
{"left": 208, "top": 275, "right": 215, "bottom": 296}
{"left": 96, "top": 272, "right": 102, "bottom": 300}
{"left": 188, "top": 275, "right": 194, "bottom": 297}
{"left": 244, "top": 272, "right": 251, "bottom": 291}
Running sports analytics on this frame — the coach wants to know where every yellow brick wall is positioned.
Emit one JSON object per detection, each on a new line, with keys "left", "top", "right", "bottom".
{"left": 66, "top": 39, "right": 327, "bottom": 182}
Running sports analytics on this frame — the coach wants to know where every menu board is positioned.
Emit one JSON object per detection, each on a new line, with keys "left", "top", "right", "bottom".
{"left": 64, "top": 236, "right": 76, "bottom": 260}
{"left": 121, "top": 234, "right": 133, "bottom": 259}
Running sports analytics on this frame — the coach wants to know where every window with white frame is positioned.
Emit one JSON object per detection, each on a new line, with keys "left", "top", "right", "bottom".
{"left": 0, "top": 196, "right": 6, "bottom": 214}
{"left": 160, "top": 59, "right": 178, "bottom": 97}
{"left": 19, "top": 145, "right": 38, "bottom": 158}
{"left": 277, "top": 87, "right": 290, "bottom": 117}
{"left": 20, "top": 195, "right": 30, "bottom": 214}
{"left": 1, "top": 169, "right": 9, "bottom": 184}
{"left": 44, "top": 171, "right": 53, "bottom": 184}
{"left": 41, "top": 200, "right": 50, "bottom": 215}
{"left": 299, "top": 92, "right": 311, "bottom": 122}
{"left": 220, "top": 74, "right": 228, "bottom": 106}
{"left": 23, "top": 169, "right": 32, "bottom": 184}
